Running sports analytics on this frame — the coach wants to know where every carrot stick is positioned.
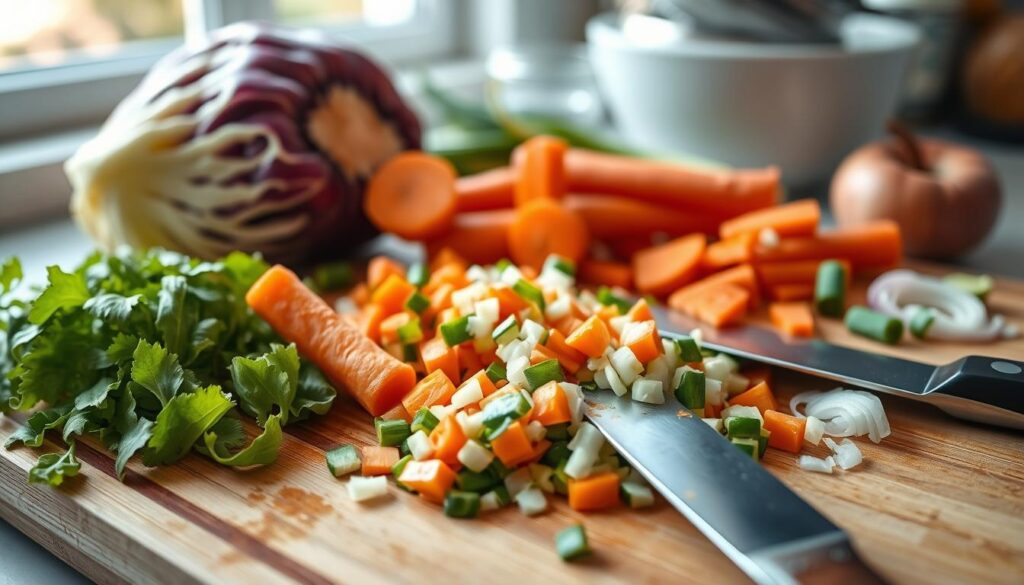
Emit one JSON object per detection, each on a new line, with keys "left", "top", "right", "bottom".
{"left": 692, "top": 283, "right": 750, "bottom": 328}
{"left": 756, "top": 259, "right": 852, "bottom": 288}
{"left": 769, "top": 301, "right": 815, "bottom": 337}
{"left": 565, "top": 196, "right": 724, "bottom": 238}
{"left": 763, "top": 410, "right": 806, "bottom": 454}
{"left": 425, "top": 210, "right": 514, "bottom": 266}
{"left": 729, "top": 381, "right": 778, "bottom": 415}
{"left": 531, "top": 381, "right": 572, "bottom": 426}
{"left": 632, "top": 234, "right": 706, "bottom": 296}
{"left": 754, "top": 220, "right": 902, "bottom": 270}
{"left": 767, "top": 283, "right": 815, "bottom": 302}
{"left": 719, "top": 198, "right": 820, "bottom": 240}
{"left": 701, "top": 232, "right": 756, "bottom": 272}
{"left": 668, "top": 264, "right": 760, "bottom": 314}
{"left": 563, "top": 148, "right": 781, "bottom": 215}
{"left": 490, "top": 420, "right": 535, "bottom": 466}
{"left": 455, "top": 166, "right": 515, "bottom": 212}
{"left": 515, "top": 136, "right": 567, "bottom": 206}
{"left": 364, "top": 152, "right": 457, "bottom": 240}
{"left": 508, "top": 199, "right": 590, "bottom": 270}
{"left": 246, "top": 266, "right": 416, "bottom": 416}
{"left": 578, "top": 259, "right": 633, "bottom": 289}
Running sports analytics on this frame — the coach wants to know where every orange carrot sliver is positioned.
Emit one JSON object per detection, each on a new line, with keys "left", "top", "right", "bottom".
{"left": 399, "top": 459, "right": 456, "bottom": 504}
{"left": 702, "top": 232, "right": 756, "bottom": 271}
{"left": 367, "top": 256, "right": 405, "bottom": 291}
{"left": 720, "top": 198, "right": 820, "bottom": 240}
{"left": 381, "top": 402, "right": 412, "bottom": 423}
{"left": 364, "top": 152, "right": 457, "bottom": 240}
{"left": 692, "top": 283, "right": 750, "bottom": 328}
{"left": 508, "top": 199, "right": 590, "bottom": 270}
{"left": 668, "top": 264, "right": 760, "bottom": 314}
{"left": 490, "top": 420, "right": 534, "bottom": 466}
{"left": 357, "top": 303, "right": 385, "bottom": 343}
{"left": 402, "top": 368, "right": 457, "bottom": 415}
{"left": 531, "top": 381, "right": 572, "bottom": 426}
{"left": 633, "top": 234, "right": 706, "bottom": 296}
{"left": 754, "top": 220, "right": 902, "bottom": 270}
{"left": 371, "top": 274, "right": 415, "bottom": 316}
{"left": 578, "top": 259, "right": 633, "bottom": 289}
{"left": 756, "top": 259, "right": 852, "bottom": 288}
{"left": 729, "top": 381, "right": 778, "bottom": 415}
{"left": 568, "top": 471, "right": 621, "bottom": 512}
{"left": 429, "top": 415, "right": 467, "bottom": 467}
{"left": 768, "top": 283, "right": 814, "bottom": 302}
{"left": 361, "top": 446, "right": 400, "bottom": 476}
{"left": 621, "top": 320, "right": 662, "bottom": 364}
{"left": 763, "top": 410, "right": 807, "bottom": 454}
{"left": 515, "top": 136, "right": 567, "bottom": 206}
{"left": 769, "top": 301, "right": 814, "bottom": 337}
{"left": 565, "top": 195, "right": 724, "bottom": 238}
{"left": 626, "top": 298, "right": 655, "bottom": 323}
{"left": 565, "top": 315, "right": 611, "bottom": 359}
{"left": 246, "top": 266, "right": 415, "bottom": 416}
{"left": 455, "top": 166, "right": 515, "bottom": 212}
{"left": 426, "top": 210, "right": 513, "bottom": 266}
{"left": 420, "top": 336, "right": 460, "bottom": 385}
{"left": 545, "top": 328, "right": 587, "bottom": 374}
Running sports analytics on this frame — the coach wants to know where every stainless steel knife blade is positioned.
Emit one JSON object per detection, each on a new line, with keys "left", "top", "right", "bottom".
{"left": 584, "top": 392, "right": 884, "bottom": 585}
{"left": 650, "top": 303, "right": 1024, "bottom": 430}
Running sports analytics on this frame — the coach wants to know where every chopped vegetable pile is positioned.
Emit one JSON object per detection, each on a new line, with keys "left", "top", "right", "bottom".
{"left": 0, "top": 249, "right": 336, "bottom": 484}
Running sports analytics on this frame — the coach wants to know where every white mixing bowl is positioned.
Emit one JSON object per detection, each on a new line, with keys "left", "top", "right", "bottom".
{"left": 587, "top": 13, "right": 921, "bottom": 188}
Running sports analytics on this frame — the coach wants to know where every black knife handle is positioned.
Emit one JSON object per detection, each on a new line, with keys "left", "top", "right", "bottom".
{"left": 925, "top": 356, "right": 1024, "bottom": 430}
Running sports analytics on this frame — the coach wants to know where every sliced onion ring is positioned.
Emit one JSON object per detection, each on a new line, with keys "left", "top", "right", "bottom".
{"left": 790, "top": 388, "right": 891, "bottom": 444}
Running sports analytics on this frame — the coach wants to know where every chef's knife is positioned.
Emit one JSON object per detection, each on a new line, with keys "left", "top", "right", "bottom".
{"left": 585, "top": 391, "right": 884, "bottom": 584}
{"left": 651, "top": 303, "right": 1024, "bottom": 430}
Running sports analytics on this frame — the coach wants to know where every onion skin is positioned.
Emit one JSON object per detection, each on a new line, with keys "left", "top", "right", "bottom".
{"left": 830, "top": 136, "right": 1001, "bottom": 260}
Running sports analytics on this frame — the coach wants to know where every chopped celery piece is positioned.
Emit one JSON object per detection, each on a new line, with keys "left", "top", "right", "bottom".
{"left": 555, "top": 524, "right": 591, "bottom": 561}
{"left": 457, "top": 469, "right": 499, "bottom": 493}
{"left": 596, "top": 286, "right": 631, "bottom": 314}
{"left": 312, "top": 261, "right": 353, "bottom": 291}
{"left": 675, "top": 370, "right": 706, "bottom": 410}
{"left": 407, "top": 262, "right": 429, "bottom": 288}
{"left": 845, "top": 305, "right": 903, "bottom": 345}
{"left": 411, "top": 407, "right": 440, "bottom": 434}
{"left": 943, "top": 272, "right": 993, "bottom": 301}
{"left": 909, "top": 306, "right": 935, "bottom": 339}
{"left": 492, "top": 314, "right": 520, "bottom": 345}
{"left": 485, "top": 361, "right": 507, "bottom": 383}
{"left": 513, "top": 278, "right": 545, "bottom": 310}
{"left": 487, "top": 458, "right": 511, "bottom": 480}
{"left": 484, "top": 417, "right": 513, "bottom": 441}
{"left": 326, "top": 444, "right": 361, "bottom": 477}
{"left": 375, "top": 418, "right": 411, "bottom": 447}
{"left": 491, "top": 484, "right": 512, "bottom": 506}
{"left": 541, "top": 440, "right": 571, "bottom": 468}
{"left": 482, "top": 392, "right": 532, "bottom": 431}
{"left": 544, "top": 255, "right": 576, "bottom": 277}
{"left": 440, "top": 315, "right": 473, "bottom": 346}
{"left": 726, "top": 416, "right": 761, "bottom": 439}
{"left": 674, "top": 337, "right": 702, "bottom": 363}
{"left": 731, "top": 437, "right": 760, "bottom": 460}
{"left": 544, "top": 422, "right": 570, "bottom": 441}
{"left": 814, "top": 260, "right": 847, "bottom": 317}
{"left": 399, "top": 438, "right": 411, "bottom": 458}
{"left": 444, "top": 490, "right": 481, "bottom": 519}
{"left": 401, "top": 343, "right": 419, "bottom": 363}
{"left": 551, "top": 461, "right": 570, "bottom": 495}
{"left": 392, "top": 454, "right": 415, "bottom": 492}
{"left": 495, "top": 258, "right": 513, "bottom": 273}
{"left": 621, "top": 482, "right": 655, "bottom": 508}
{"left": 523, "top": 359, "right": 564, "bottom": 391}
{"left": 396, "top": 318, "right": 423, "bottom": 344}
{"left": 405, "top": 291, "right": 430, "bottom": 314}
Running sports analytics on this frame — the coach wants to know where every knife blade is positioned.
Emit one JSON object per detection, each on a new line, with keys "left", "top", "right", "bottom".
{"left": 650, "top": 303, "right": 1024, "bottom": 430}
{"left": 584, "top": 392, "right": 885, "bottom": 585}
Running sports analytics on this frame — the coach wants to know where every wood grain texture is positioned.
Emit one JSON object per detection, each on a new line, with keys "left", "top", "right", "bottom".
{"left": 1, "top": 263, "right": 1022, "bottom": 585}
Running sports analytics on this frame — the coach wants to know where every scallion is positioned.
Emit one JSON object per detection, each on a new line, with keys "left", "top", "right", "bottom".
{"left": 485, "top": 361, "right": 507, "bottom": 383}
{"left": 555, "top": 524, "right": 591, "bottom": 561}
{"left": 674, "top": 336, "right": 702, "bottom": 363}
{"left": 909, "top": 306, "right": 935, "bottom": 339}
{"left": 440, "top": 315, "right": 473, "bottom": 346}
{"left": 596, "top": 286, "right": 631, "bottom": 314}
{"left": 492, "top": 314, "right": 520, "bottom": 345}
{"left": 375, "top": 418, "right": 411, "bottom": 447}
{"left": 407, "top": 262, "right": 429, "bottom": 288}
{"left": 513, "top": 279, "right": 545, "bottom": 310}
{"left": 523, "top": 359, "right": 564, "bottom": 391}
{"left": 312, "top": 261, "right": 354, "bottom": 291}
{"left": 845, "top": 305, "right": 903, "bottom": 345}
{"left": 444, "top": 490, "right": 481, "bottom": 519}
{"left": 405, "top": 291, "right": 430, "bottom": 314}
{"left": 543, "top": 255, "right": 576, "bottom": 277}
{"left": 814, "top": 260, "right": 847, "bottom": 317}
{"left": 326, "top": 444, "right": 361, "bottom": 478}
{"left": 411, "top": 407, "right": 440, "bottom": 434}
{"left": 675, "top": 370, "right": 706, "bottom": 411}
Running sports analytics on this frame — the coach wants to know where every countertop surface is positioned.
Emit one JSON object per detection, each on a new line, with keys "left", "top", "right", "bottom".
{"left": 0, "top": 129, "right": 1021, "bottom": 584}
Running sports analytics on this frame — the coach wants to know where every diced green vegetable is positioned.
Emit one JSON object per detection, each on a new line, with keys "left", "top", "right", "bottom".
{"left": 675, "top": 370, "right": 706, "bottom": 410}
{"left": 596, "top": 286, "right": 631, "bottom": 314}
{"left": 411, "top": 407, "right": 440, "bottom": 434}
{"left": 492, "top": 314, "right": 520, "bottom": 345}
{"left": 401, "top": 344, "right": 419, "bottom": 363}
{"left": 523, "top": 359, "right": 564, "bottom": 391}
{"left": 495, "top": 258, "right": 512, "bottom": 273}
{"left": 326, "top": 444, "right": 361, "bottom": 477}
{"left": 541, "top": 440, "right": 572, "bottom": 467}
{"left": 444, "top": 490, "right": 481, "bottom": 518}
{"left": 396, "top": 318, "right": 423, "bottom": 344}
{"left": 844, "top": 305, "right": 903, "bottom": 345}
{"left": 544, "top": 422, "right": 570, "bottom": 441}
{"left": 909, "top": 306, "right": 935, "bottom": 339}
{"left": 513, "top": 279, "right": 545, "bottom": 310}
{"left": 375, "top": 418, "right": 411, "bottom": 447}
{"left": 726, "top": 416, "right": 761, "bottom": 439}
{"left": 485, "top": 361, "right": 507, "bottom": 383}
{"left": 731, "top": 437, "right": 760, "bottom": 460}
{"left": 405, "top": 291, "right": 430, "bottom": 314}
{"left": 487, "top": 458, "right": 511, "bottom": 481}
{"left": 392, "top": 454, "right": 414, "bottom": 492}
{"left": 579, "top": 380, "right": 598, "bottom": 392}
{"left": 555, "top": 524, "right": 591, "bottom": 561}
{"left": 758, "top": 428, "right": 770, "bottom": 458}
{"left": 674, "top": 337, "right": 702, "bottom": 363}
{"left": 814, "top": 260, "right": 847, "bottom": 317}
{"left": 399, "top": 438, "right": 411, "bottom": 458}
{"left": 943, "top": 272, "right": 993, "bottom": 301}
{"left": 440, "top": 315, "right": 473, "bottom": 346}
{"left": 457, "top": 469, "right": 499, "bottom": 493}
{"left": 490, "top": 484, "right": 512, "bottom": 506}
{"left": 482, "top": 392, "right": 532, "bottom": 431}
{"left": 551, "top": 461, "right": 570, "bottom": 495}
{"left": 543, "top": 255, "right": 576, "bottom": 277}
{"left": 312, "top": 261, "right": 353, "bottom": 291}
{"left": 484, "top": 417, "right": 513, "bottom": 441}
{"left": 407, "top": 262, "right": 429, "bottom": 288}
{"left": 620, "top": 482, "right": 655, "bottom": 508}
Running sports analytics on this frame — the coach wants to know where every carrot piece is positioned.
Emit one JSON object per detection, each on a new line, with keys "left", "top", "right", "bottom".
{"left": 567, "top": 471, "right": 621, "bottom": 512}
{"left": 668, "top": 264, "right": 760, "bottom": 314}
{"left": 356, "top": 303, "right": 385, "bottom": 343}
{"left": 490, "top": 420, "right": 534, "bottom": 466}
{"left": 633, "top": 234, "right": 706, "bottom": 296}
{"left": 768, "top": 283, "right": 815, "bottom": 302}
{"left": 349, "top": 282, "right": 370, "bottom": 307}
{"left": 532, "top": 381, "right": 572, "bottom": 426}
{"left": 515, "top": 136, "right": 567, "bottom": 206}
{"left": 756, "top": 259, "right": 852, "bottom": 288}
{"left": 426, "top": 210, "right": 514, "bottom": 266}
{"left": 523, "top": 438, "right": 552, "bottom": 466}
{"left": 508, "top": 199, "right": 590, "bottom": 270}
{"left": 565, "top": 315, "right": 612, "bottom": 359}
{"left": 729, "top": 381, "right": 778, "bottom": 415}
{"left": 398, "top": 459, "right": 457, "bottom": 504}
{"left": 379, "top": 312, "right": 412, "bottom": 345}
{"left": 565, "top": 196, "right": 725, "bottom": 238}
{"left": 743, "top": 366, "right": 772, "bottom": 389}
{"left": 463, "top": 369, "right": 498, "bottom": 397}
{"left": 364, "top": 152, "right": 457, "bottom": 240}
{"left": 381, "top": 402, "right": 412, "bottom": 423}
{"left": 492, "top": 286, "right": 529, "bottom": 320}
{"left": 429, "top": 247, "right": 468, "bottom": 273}
{"left": 769, "top": 301, "right": 814, "bottom": 337}
{"left": 402, "top": 368, "right": 457, "bottom": 414}
{"left": 429, "top": 415, "right": 467, "bottom": 467}
{"left": 719, "top": 198, "right": 820, "bottom": 240}
{"left": 702, "top": 232, "right": 756, "bottom": 271}
{"left": 530, "top": 345, "right": 562, "bottom": 366}
{"left": 424, "top": 263, "right": 470, "bottom": 294}
{"left": 361, "top": 446, "right": 400, "bottom": 476}
{"left": 763, "top": 410, "right": 807, "bottom": 454}
{"left": 554, "top": 315, "right": 584, "bottom": 338}
{"left": 458, "top": 343, "right": 483, "bottom": 382}
{"left": 754, "top": 220, "right": 902, "bottom": 270}
{"left": 563, "top": 148, "right": 781, "bottom": 215}
{"left": 428, "top": 282, "right": 455, "bottom": 316}
{"left": 371, "top": 274, "right": 415, "bottom": 316}
{"left": 626, "top": 298, "right": 655, "bottom": 323}
{"left": 545, "top": 328, "right": 586, "bottom": 374}
{"left": 578, "top": 259, "right": 633, "bottom": 289}
{"left": 367, "top": 256, "right": 405, "bottom": 291}
{"left": 621, "top": 320, "right": 662, "bottom": 364}
{"left": 692, "top": 283, "right": 750, "bottom": 328}
{"left": 455, "top": 166, "right": 515, "bottom": 212}
{"left": 246, "top": 266, "right": 415, "bottom": 416}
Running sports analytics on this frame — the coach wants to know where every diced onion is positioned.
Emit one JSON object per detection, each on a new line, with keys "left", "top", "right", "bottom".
{"left": 867, "top": 269, "right": 1018, "bottom": 342}
{"left": 631, "top": 379, "right": 665, "bottom": 404}
{"left": 515, "top": 486, "right": 548, "bottom": 516}
{"left": 611, "top": 346, "right": 643, "bottom": 386}
{"left": 457, "top": 440, "right": 494, "bottom": 472}
{"left": 798, "top": 455, "right": 835, "bottom": 474}
{"left": 825, "top": 437, "right": 863, "bottom": 470}
{"left": 803, "top": 415, "right": 825, "bottom": 446}
{"left": 604, "top": 364, "right": 628, "bottom": 397}
{"left": 790, "top": 388, "right": 890, "bottom": 444}
{"left": 347, "top": 476, "right": 389, "bottom": 502}
{"left": 406, "top": 430, "right": 435, "bottom": 461}
{"left": 450, "top": 379, "right": 483, "bottom": 409}
{"left": 525, "top": 420, "right": 547, "bottom": 442}
{"left": 759, "top": 227, "right": 780, "bottom": 248}
{"left": 504, "top": 467, "right": 533, "bottom": 497}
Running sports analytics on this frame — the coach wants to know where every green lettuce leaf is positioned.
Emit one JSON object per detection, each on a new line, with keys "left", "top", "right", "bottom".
{"left": 130, "top": 339, "right": 184, "bottom": 407}
{"left": 28, "top": 266, "right": 91, "bottom": 324}
{"left": 229, "top": 344, "right": 298, "bottom": 426}
{"left": 203, "top": 414, "right": 283, "bottom": 467}
{"left": 28, "top": 442, "right": 81, "bottom": 486}
{"left": 155, "top": 275, "right": 195, "bottom": 358}
{"left": 3, "top": 404, "right": 72, "bottom": 448}
{"left": 84, "top": 293, "right": 141, "bottom": 324}
{"left": 142, "top": 385, "right": 233, "bottom": 467}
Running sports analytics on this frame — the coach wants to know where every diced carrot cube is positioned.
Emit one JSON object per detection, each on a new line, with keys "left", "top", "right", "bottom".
{"left": 371, "top": 274, "right": 415, "bottom": 316}
{"left": 399, "top": 459, "right": 457, "bottom": 504}
{"left": 361, "top": 446, "right": 400, "bottom": 476}
{"left": 568, "top": 471, "right": 621, "bottom": 511}
{"left": 429, "top": 415, "right": 467, "bottom": 466}
{"left": 402, "top": 368, "right": 457, "bottom": 415}
{"left": 729, "top": 381, "right": 778, "bottom": 415}
{"left": 490, "top": 420, "right": 534, "bottom": 466}
{"left": 621, "top": 320, "right": 662, "bottom": 364}
{"left": 531, "top": 381, "right": 571, "bottom": 426}
{"left": 565, "top": 315, "right": 611, "bottom": 359}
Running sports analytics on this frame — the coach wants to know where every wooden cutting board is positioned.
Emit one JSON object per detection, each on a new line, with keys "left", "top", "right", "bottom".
{"left": 1, "top": 263, "right": 1022, "bottom": 585}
